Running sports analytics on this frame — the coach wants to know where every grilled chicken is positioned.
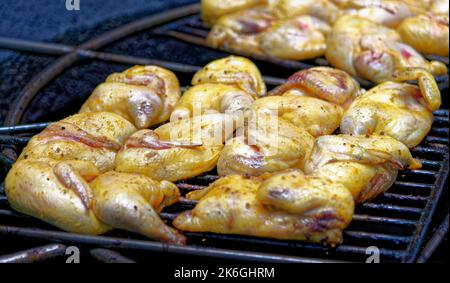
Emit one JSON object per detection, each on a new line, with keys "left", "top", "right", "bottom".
{"left": 267, "top": 0, "right": 341, "bottom": 23}
{"left": 91, "top": 171, "right": 186, "bottom": 244}
{"left": 397, "top": 14, "right": 449, "bottom": 57}
{"left": 217, "top": 116, "right": 314, "bottom": 176}
{"left": 325, "top": 15, "right": 447, "bottom": 83}
{"left": 333, "top": 0, "right": 425, "bottom": 28}
{"left": 247, "top": 67, "right": 360, "bottom": 137}
{"left": 174, "top": 170, "right": 354, "bottom": 246}
{"left": 207, "top": 8, "right": 331, "bottom": 61}
{"left": 115, "top": 113, "right": 238, "bottom": 181}
{"left": 304, "top": 134, "right": 421, "bottom": 203}
{"left": 430, "top": 0, "right": 449, "bottom": 15}
{"left": 201, "top": 0, "right": 267, "bottom": 26}
{"left": 80, "top": 65, "right": 181, "bottom": 129}
{"left": 259, "top": 15, "right": 331, "bottom": 60}
{"left": 341, "top": 68, "right": 441, "bottom": 148}
{"left": 5, "top": 158, "right": 111, "bottom": 234}
{"left": 18, "top": 112, "right": 136, "bottom": 172}
{"left": 191, "top": 56, "right": 266, "bottom": 98}
{"left": 170, "top": 83, "right": 254, "bottom": 121}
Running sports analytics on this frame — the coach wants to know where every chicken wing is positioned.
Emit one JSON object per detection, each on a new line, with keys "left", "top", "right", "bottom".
{"left": 191, "top": 56, "right": 266, "bottom": 98}
{"left": 18, "top": 112, "right": 137, "bottom": 172}
{"left": 170, "top": 83, "right": 254, "bottom": 121}
{"left": 80, "top": 65, "right": 181, "bottom": 129}
{"left": 174, "top": 170, "right": 354, "bottom": 246}
{"left": 115, "top": 113, "right": 238, "bottom": 181}
{"left": 217, "top": 116, "right": 314, "bottom": 176}
{"left": 5, "top": 158, "right": 111, "bottom": 234}
{"left": 325, "top": 15, "right": 447, "bottom": 83}
{"left": 341, "top": 68, "right": 440, "bottom": 148}
{"left": 397, "top": 14, "right": 449, "bottom": 57}
{"left": 304, "top": 134, "right": 421, "bottom": 203}
{"left": 90, "top": 171, "right": 185, "bottom": 244}
{"left": 201, "top": 0, "right": 267, "bottom": 26}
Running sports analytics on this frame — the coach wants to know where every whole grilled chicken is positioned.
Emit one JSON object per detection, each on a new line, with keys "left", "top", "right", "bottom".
{"left": 304, "top": 134, "right": 421, "bottom": 203}
{"left": 91, "top": 171, "right": 186, "bottom": 244}
{"left": 191, "top": 56, "right": 266, "bottom": 98}
{"left": 341, "top": 68, "right": 441, "bottom": 148}
{"left": 207, "top": 8, "right": 331, "bottom": 61}
{"left": 5, "top": 158, "right": 111, "bottom": 235}
{"left": 249, "top": 67, "right": 360, "bottom": 137}
{"left": 80, "top": 65, "right": 181, "bottom": 129}
{"left": 170, "top": 83, "right": 254, "bottom": 121}
{"left": 267, "top": 0, "right": 341, "bottom": 23}
{"left": 217, "top": 116, "right": 314, "bottom": 176}
{"left": 18, "top": 112, "right": 137, "bottom": 172}
{"left": 201, "top": 0, "right": 267, "bottom": 26}
{"left": 325, "top": 15, "right": 447, "bottom": 83}
{"left": 115, "top": 113, "right": 237, "bottom": 181}
{"left": 174, "top": 170, "right": 354, "bottom": 246}
{"left": 397, "top": 14, "right": 449, "bottom": 57}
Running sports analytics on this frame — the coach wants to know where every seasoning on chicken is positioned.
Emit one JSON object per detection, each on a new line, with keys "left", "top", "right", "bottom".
{"left": 304, "top": 134, "right": 421, "bottom": 203}
{"left": 217, "top": 116, "right": 314, "bottom": 176}
{"left": 191, "top": 56, "right": 267, "bottom": 98}
{"left": 170, "top": 83, "right": 254, "bottom": 121}
{"left": 325, "top": 15, "right": 447, "bottom": 83}
{"left": 201, "top": 0, "right": 267, "bottom": 26}
{"left": 18, "top": 112, "right": 136, "bottom": 172}
{"left": 174, "top": 170, "right": 354, "bottom": 246}
{"left": 91, "top": 171, "right": 186, "bottom": 244}
{"left": 5, "top": 158, "right": 111, "bottom": 235}
{"left": 115, "top": 113, "right": 238, "bottom": 182}
{"left": 80, "top": 65, "right": 181, "bottom": 129}
{"left": 341, "top": 68, "right": 441, "bottom": 148}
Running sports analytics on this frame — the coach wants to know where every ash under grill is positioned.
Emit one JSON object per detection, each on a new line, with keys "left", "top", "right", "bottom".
{"left": 0, "top": 3, "right": 448, "bottom": 263}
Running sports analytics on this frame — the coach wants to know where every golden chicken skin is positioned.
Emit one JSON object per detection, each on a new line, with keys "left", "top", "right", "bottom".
{"left": 170, "top": 83, "right": 254, "bottom": 121}
{"left": 207, "top": 8, "right": 331, "bottom": 61}
{"left": 18, "top": 112, "right": 137, "bottom": 172}
{"left": 248, "top": 67, "right": 360, "bottom": 137}
{"left": 333, "top": 0, "right": 425, "bottom": 28}
{"left": 91, "top": 172, "right": 186, "bottom": 244}
{"left": 80, "top": 65, "right": 181, "bottom": 129}
{"left": 206, "top": 7, "right": 274, "bottom": 57}
{"left": 258, "top": 15, "right": 331, "bottom": 61}
{"left": 268, "top": 67, "right": 361, "bottom": 108}
{"left": 430, "top": 0, "right": 449, "bottom": 15}
{"left": 115, "top": 113, "right": 237, "bottom": 182}
{"left": 217, "top": 116, "right": 314, "bottom": 176}
{"left": 191, "top": 56, "right": 266, "bottom": 98}
{"left": 267, "top": 0, "right": 341, "bottom": 23}
{"left": 174, "top": 171, "right": 354, "bottom": 246}
{"left": 5, "top": 158, "right": 111, "bottom": 235}
{"left": 201, "top": 0, "right": 267, "bottom": 26}
{"left": 325, "top": 15, "right": 447, "bottom": 83}
{"left": 304, "top": 134, "right": 421, "bottom": 203}
{"left": 397, "top": 14, "right": 449, "bottom": 57}
{"left": 341, "top": 68, "right": 441, "bottom": 148}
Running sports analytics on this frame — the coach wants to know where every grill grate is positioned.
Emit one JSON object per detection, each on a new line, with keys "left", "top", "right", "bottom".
{"left": 0, "top": 3, "right": 448, "bottom": 263}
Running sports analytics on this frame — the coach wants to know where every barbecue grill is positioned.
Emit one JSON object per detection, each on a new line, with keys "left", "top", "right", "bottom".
{"left": 0, "top": 3, "right": 448, "bottom": 263}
